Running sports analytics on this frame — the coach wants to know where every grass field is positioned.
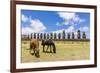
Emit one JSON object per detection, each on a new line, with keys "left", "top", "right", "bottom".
{"left": 21, "top": 40, "right": 90, "bottom": 63}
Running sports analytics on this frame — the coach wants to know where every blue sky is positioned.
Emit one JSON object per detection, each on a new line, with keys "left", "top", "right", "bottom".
{"left": 21, "top": 9, "right": 90, "bottom": 38}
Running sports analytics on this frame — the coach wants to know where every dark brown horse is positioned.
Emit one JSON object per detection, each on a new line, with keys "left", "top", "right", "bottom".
{"left": 30, "top": 39, "right": 40, "bottom": 58}
{"left": 41, "top": 39, "right": 56, "bottom": 53}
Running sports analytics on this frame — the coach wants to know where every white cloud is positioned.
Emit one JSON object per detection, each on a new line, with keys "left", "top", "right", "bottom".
{"left": 52, "top": 29, "right": 64, "bottom": 33}
{"left": 21, "top": 14, "right": 28, "bottom": 22}
{"left": 65, "top": 26, "right": 75, "bottom": 32}
{"left": 83, "top": 26, "right": 89, "bottom": 31}
{"left": 22, "top": 27, "right": 33, "bottom": 34}
{"left": 30, "top": 19, "right": 46, "bottom": 32}
{"left": 56, "top": 22, "right": 61, "bottom": 26}
{"left": 79, "top": 26, "right": 89, "bottom": 32}
{"left": 21, "top": 14, "right": 46, "bottom": 34}
{"left": 52, "top": 26, "right": 75, "bottom": 33}
{"left": 58, "top": 12, "right": 75, "bottom": 20}
{"left": 57, "top": 12, "right": 85, "bottom": 26}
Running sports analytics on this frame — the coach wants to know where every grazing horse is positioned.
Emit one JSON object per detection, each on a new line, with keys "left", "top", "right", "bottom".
{"left": 41, "top": 39, "right": 56, "bottom": 53}
{"left": 30, "top": 39, "right": 40, "bottom": 58}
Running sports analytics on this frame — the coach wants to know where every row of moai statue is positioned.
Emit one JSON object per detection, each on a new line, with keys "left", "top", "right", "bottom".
{"left": 22, "top": 30, "right": 86, "bottom": 40}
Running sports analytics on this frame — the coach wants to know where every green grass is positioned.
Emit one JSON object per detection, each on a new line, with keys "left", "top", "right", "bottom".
{"left": 21, "top": 41, "right": 90, "bottom": 63}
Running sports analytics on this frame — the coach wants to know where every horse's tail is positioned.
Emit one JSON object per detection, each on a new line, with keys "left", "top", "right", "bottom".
{"left": 53, "top": 43, "right": 56, "bottom": 53}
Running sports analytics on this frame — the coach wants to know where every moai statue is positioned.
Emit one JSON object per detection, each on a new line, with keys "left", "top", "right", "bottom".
{"left": 31, "top": 33, "right": 33, "bottom": 39}
{"left": 54, "top": 33, "right": 57, "bottom": 39}
{"left": 47, "top": 33, "right": 49, "bottom": 39}
{"left": 67, "top": 33, "right": 70, "bottom": 39}
{"left": 62, "top": 30, "right": 66, "bottom": 39}
{"left": 40, "top": 33, "right": 43, "bottom": 39}
{"left": 28, "top": 34, "right": 30, "bottom": 39}
{"left": 50, "top": 33, "right": 53, "bottom": 39}
{"left": 44, "top": 33, "right": 46, "bottom": 39}
{"left": 82, "top": 32, "right": 86, "bottom": 39}
{"left": 37, "top": 33, "right": 39, "bottom": 39}
{"left": 77, "top": 30, "right": 81, "bottom": 39}
{"left": 58, "top": 33, "right": 61, "bottom": 39}
{"left": 33, "top": 33, "right": 36, "bottom": 39}
{"left": 72, "top": 32, "right": 75, "bottom": 39}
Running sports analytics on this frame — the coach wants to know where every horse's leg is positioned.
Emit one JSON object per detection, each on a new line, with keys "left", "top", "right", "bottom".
{"left": 35, "top": 47, "right": 38, "bottom": 57}
{"left": 35, "top": 46, "right": 40, "bottom": 58}
{"left": 31, "top": 48, "right": 35, "bottom": 55}
{"left": 43, "top": 45, "right": 45, "bottom": 52}
{"left": 50, "top": 45, "right": 52, "bottom": 53}
{"left": 29, "top": 48, "right": 32, "bottom": 54}
{"left": 30, "top": 45, "right": 32, "bottom": 55}
{"left": 33, "top": 48, "right": 35, "bottom": 55}
{"left": 30, "top": 47, "right": 34, "bottom": 55}
{"left": 47, "top": 45, "right": 49, "bottom": 52}
{"left": 36, "top": 49, "right": 40, "bottom": 58}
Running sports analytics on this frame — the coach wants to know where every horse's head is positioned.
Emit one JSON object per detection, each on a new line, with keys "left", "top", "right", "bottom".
{"left": 52, "top": 42, "right": 56, "bottom": 53}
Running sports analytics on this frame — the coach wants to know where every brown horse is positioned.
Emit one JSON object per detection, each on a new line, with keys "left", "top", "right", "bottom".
{"left": 30, "top": 39, "right": 40, "bottom": 58}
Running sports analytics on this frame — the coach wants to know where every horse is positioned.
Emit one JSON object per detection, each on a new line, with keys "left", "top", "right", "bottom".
{"left": 41, "top": 39, "right": 56, "bottom": 53}
{"left": 30, "top": 39, "right": 40, "bottom": 58}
